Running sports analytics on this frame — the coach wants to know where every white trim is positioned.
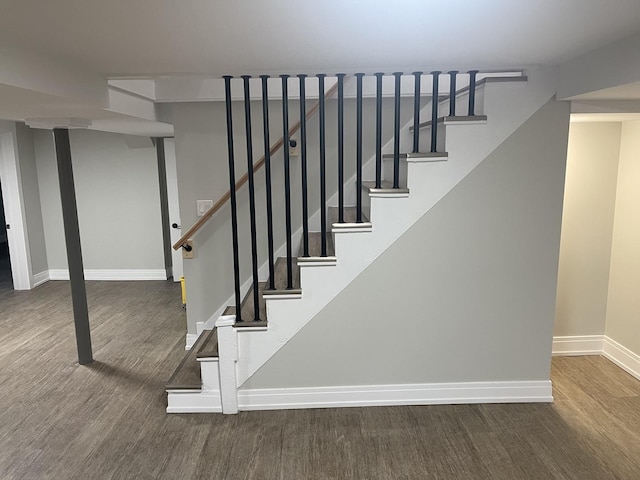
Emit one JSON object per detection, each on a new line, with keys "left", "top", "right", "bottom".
{"left": 48, "top": 268, "right": 167, "bottom": 281}
{"left": 32, "top": 270, "right": 49, "bottom": 287}
{"left": 238, "top": 380, "right": 553, "bottom": 411}
{"left": 552, "top": 335, "right": 604, "bottom": 356}
{"left": 166, "top": 391, "right": 222, "bottom": 414}
{"left": 0, "top": 129, "right": 33, "bottom": 290}
{"left": 185, "top": 333, "right": 198, "bottom": 350}
{"left": 602, "top": 337, "right": 640, "bottom": 381}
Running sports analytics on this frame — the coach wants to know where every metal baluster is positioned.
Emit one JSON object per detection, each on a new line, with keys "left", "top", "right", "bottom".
{"left": 448, "top": 70, "right": 458, "bottom": 117}
{"left": 241, "top": 76, "right": 260, "bottom": 320}
{"left": 317, "top": 74, "right": 327, "bottom": 256}
{"left": 337, "top": 73, "right": 346, "bottom": 222}
{"left": 355, "top": 73, "right": 364, "bottom": 222}
{"left": 393, "top": 72, "right": 402, "bottom": 188}
{"left": 223, "top": 76, "right": 242, "bottom": 321}
{"left": 375, "top": 72, "right": 384, "bottom": 188}
{"left": 260, "top": 75, "right": 276, "bottom": 290}
{"left": 468, "top": 70, "right": 479, "bottom": 116}
{"left": 298, "top": 74, "right": 309, "bottom": 257}
{"left": 430, "top": 71, "right": 441, "bottom": 153}
{"left": 412, "top": 71, "right": 422, "bottom": 153}
{"left": 280, "top": 75, "right": 293, "bottom": 288}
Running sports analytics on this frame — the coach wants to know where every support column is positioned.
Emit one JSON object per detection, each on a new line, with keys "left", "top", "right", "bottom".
{"left": 155, "top": 138, "right": 172, "bottom": 279}
{"left": 53, "top": 128, "right": 92, "bottom": 365}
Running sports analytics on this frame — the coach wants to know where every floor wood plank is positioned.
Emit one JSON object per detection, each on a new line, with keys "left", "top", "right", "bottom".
{"left": 1, "top": 280, "right": 639, "bottom": 479}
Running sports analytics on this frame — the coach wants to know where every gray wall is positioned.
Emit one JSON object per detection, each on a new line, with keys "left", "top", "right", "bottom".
{"left": 605, "top": 120, "right": 640, "bottom": 355}
{"left": 243, "top": 99, "right": 570, "bottom": 388}
{"left": 15, "top": 122, "right": 48, "bottom": 276}
{"left": 34, "top": 129, "right": 165, "bottom": 271}
{"left": 171, "top": 96, "right": 414, "bottom": 333}
{"left": 554, "top": 123, "right": 621, "bottom": 336}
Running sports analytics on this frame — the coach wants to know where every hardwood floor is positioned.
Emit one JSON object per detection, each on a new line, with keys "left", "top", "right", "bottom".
{"left": 1, "top": 280, "right": 639, "bottom": 479}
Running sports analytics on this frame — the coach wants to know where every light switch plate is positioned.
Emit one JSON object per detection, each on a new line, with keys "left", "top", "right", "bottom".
{"left": 196, "top": 200, "right": 214, "bottom": 217}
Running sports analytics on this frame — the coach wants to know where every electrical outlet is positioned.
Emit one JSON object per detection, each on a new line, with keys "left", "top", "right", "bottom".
{"left": 182, "top": 240, "right": 194, "bottom": 259}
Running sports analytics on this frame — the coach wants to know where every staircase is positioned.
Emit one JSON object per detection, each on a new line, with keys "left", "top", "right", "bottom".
{"left": 166, "top": 68, "right": 557, "bottom": 413}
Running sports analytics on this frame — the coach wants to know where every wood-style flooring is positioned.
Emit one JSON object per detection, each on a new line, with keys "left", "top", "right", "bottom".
{"left": 1, "top": 280, "right": 639, "bottom": 479}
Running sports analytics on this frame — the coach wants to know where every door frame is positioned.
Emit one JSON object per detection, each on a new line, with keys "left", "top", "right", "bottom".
{"left": 0, "top": 129, "right": 33, "bottom": 290}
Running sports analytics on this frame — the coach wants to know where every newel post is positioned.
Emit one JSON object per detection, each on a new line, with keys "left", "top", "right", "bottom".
{"left": 216, "top": 315, "right": 239, "bottom": 414}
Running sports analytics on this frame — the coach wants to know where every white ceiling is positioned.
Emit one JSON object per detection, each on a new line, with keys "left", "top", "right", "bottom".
{"left": 2, "top": 0, "right": 640, "bottom": 134}
{"left": 1, "top": 0, "right": 640, "bottom": 77}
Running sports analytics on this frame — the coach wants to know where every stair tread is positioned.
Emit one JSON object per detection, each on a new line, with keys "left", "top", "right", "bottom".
{"left": 240, "top": 281, "right": 268, "bottom": 322}
{"left": 222, "top": 305, "right": 268, "bottom": 328}
{"left": 299, "top": 232, "right": 335, "bottom": 257}
{"left": 382, "top": 151, "right": 448, "bottom": 160}
{"left": 329, "top": 206, "right": 369, "bottom": 224}
{"left": 196, "top": 328, "right": 218, "bottom": 359}
{"left": 410, "top": 115, "right": 488, "bottom": 131}
{"left": 166, "top": 331, "right": 207, "bottom": 390}
{"left": 362, "top": 180, "right": 409, "bottom": 194}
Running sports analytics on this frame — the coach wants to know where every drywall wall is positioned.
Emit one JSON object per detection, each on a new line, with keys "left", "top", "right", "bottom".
{"left": 171, "top": 95, "right": 415, "bottom": 333}
{"left": 557, "top": 31, "right": 640, "bottom": 100}
{"left": 14, "top": 122, "right": 48, "bottom": 277}
{"left": 554, "top": 123, "right": 621, "bottom": 336}
{"left": 243, "top": 98, "right": 570, "bottom": 388}
{"left": 34, "top": 129, "right": 165, "bottom": 273}
{"left": 605, "top": 120, "right": 640, "bottom": 356}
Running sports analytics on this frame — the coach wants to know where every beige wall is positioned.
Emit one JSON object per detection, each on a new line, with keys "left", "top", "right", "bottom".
{"left": 605, "top": 120, "right": 640, "bottom": 354}
{"left": 34, "top": 129, "right": 165, "bottom": 271}
{"left": 554, "top": 123, "right": 621, "bottom": 336}
{"left": 244, "top": 99, "right": 570, "bottom": 389}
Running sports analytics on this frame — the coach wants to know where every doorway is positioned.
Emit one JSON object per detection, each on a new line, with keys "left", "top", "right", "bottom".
{"left": 0, "top": 181, "right": 11, "bottom": 290}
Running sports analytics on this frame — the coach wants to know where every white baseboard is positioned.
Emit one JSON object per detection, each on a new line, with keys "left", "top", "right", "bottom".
{"left": 552, "top": 335, "right": 604, "bottom": 356}
{"left": 166, "top": 391, "right": 222, "bottom": 413}
{"left": 185, "top": 333, "right": 199, "bottom": 350}
{"left": 603, "top": 337, "right": 640, "bottom": 381}
{"left": 237, "top": 380, "right": 553, "bottom": 411}
{"left": 48, "top": 269, "right": 168, "bottom": 281}
{"left": 32, "top": 270, "right": 50, "bottom": 287}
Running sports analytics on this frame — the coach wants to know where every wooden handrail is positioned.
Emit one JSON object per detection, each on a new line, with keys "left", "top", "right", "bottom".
{"left": 173, "top": 79, "right": 342, "bottom": 250}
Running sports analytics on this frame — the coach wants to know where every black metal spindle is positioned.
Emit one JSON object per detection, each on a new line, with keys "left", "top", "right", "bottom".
{"left": 374, "top": 72, "right": 383, "bottom": 189}
{"left": 317, "top": 74, "right": 327, "bottom": 256}
{"left": 281, "top": 75, "right": 294, "bottom": 288}
{"left": 393, "top": 72, "right": 402, "bottom": 188}
{"left": 449, "top": 70, "right": 458, "bottom": 117}
{"left": 223, "top": 76, "right": 242, "bottom": 321}
{"left": 241, "top": 76, "right": 260, "bottom": 320}
{"left": 337, "top": 73, "right": 346, "bottom": 222}
{"left": 355, "top": 73, "right": 364, "bottom": 221}
{"left": 298, "top": 74, "right": 309, "bottom": 257}
{"left": 468, "top": 70, "right": 479, "bottom": 116}
{"left": 260, "top": 75, "right": 276, "bottom": 290}
{"left": 430, "top": 71, "right": 441, "bottom": 153}
{"left": 412, "top": 72, "right": 422, "bottom": 153}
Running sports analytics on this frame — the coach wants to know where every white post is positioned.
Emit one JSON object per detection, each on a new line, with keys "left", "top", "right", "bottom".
{"left": 215, "top": 315, "right": 239, "bottom": 414}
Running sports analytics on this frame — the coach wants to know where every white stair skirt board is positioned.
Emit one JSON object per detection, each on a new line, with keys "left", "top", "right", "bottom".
{"left": 234, "top": 67, "right": 559, "bottom": 388}
{"left": 603, "top": 337, "right": 640, "bottom": 382}
{"left": 48, "top": 269, "right": 168, "bottom": 281}
{"left": 552, "top": 335, "right": 605, "bottom": 356}
{"left": 237, "top": 381, "right": 553, "bottom": 411}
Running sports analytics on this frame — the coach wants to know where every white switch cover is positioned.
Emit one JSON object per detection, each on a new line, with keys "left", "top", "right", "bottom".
{"left": 196, "top": 200, "right": 214, "bottom": 216}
